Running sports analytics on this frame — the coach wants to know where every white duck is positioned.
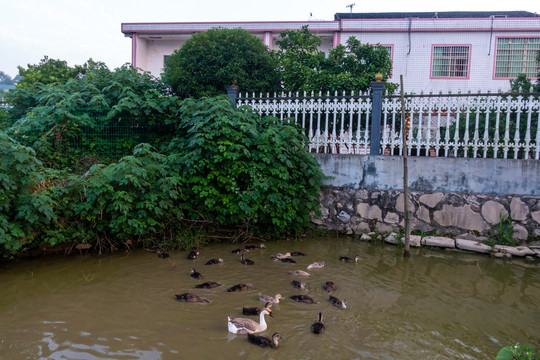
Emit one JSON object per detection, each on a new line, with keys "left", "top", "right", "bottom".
{"left": 258, "top": 293, "right": 284, "bottom": 304}
{"left": 289, "top": 270, "right": 311, "bottom": 276}
{"left": 307, "top": 261, "right": 325, "bottom": 269}
{"left": 227, "top": 308, "right": 273, "bottom": 334}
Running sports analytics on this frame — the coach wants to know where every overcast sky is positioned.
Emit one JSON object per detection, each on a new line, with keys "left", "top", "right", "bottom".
{"left": 1, "top": 0, "right": 539, "bottom": 78}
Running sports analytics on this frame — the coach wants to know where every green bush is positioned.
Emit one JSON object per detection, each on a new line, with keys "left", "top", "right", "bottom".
{"left": 496, "top": 344, "right": 540, "bottom": 360}
{"left": 166, "top": 96, "right": 326, "bottom": 236}
{"left": 1, "top": 95, "right": 329, "bottom": 257}
{"left": 162, "top": 28, "right": 281, "bottom": 98}
{"left": 0, "top": 133, "right": 55, "bottom": 254}
{"left": 71, "top": 143, "right": 184, "bottom": 240}
{"left": 5, "top": 64, "right": 178, "bottom": 169}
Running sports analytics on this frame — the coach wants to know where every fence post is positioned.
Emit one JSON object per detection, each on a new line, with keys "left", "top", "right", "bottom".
{"left": 226, "top": 81, "right": 240, "bottom": 107}
{"left": 370, "top": 74, "right": 385, "bottom": 155}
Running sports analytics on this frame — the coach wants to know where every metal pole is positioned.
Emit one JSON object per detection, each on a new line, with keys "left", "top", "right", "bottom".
{"left": 370, "top": 74, "right": 385, "bottom": 155}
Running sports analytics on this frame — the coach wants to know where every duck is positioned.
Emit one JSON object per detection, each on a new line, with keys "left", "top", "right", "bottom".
{"left": 271, "top": 252, "right": 291, "bottom": 260}
{"left": 307, "top": 261, "right": 325, "bottom": 269}
{"left": 243, "top": 302, "right": 273, "bottom": 316}
{"left": 227, "top": 308, "right": 273, "bottom": 334}
{"left": 187, "top": 250, "right": 199, "bottom": 259}
{"left": 231, "top": 248, "right": 243, "bottom": 254}
{"left": 339, "top": 255, "right": 359, "bottom": 263}
{"left": 240, "top": 254, "right": 255, "bottom": 265}
{"left": 205, "top": 258, "right": 223, "bottom": 265}
{"left": 290, "top": 251, "right": 306, "bottom": 256}
{"left": 227, "top": 283, "right": 252, "bottom": 292}
{"left": 291, "top": 280, "right": 307, "bottom": 290}
{"left": 311, "top": 312, "right": 325, "bottom": 334}
{"left": 258, "top": 293, "right": 284, "bottom": 304}
{"left": 157, "top": 250, "right": 169, "bottom": 259}
{"left": 247, "top": 332, "right": 284, "bottom": 348}
{"left": 290, "top": 295, "right": 318, "bottom": 304}
{"left": 289, "top": 270, "right": 311, "bottom": 277}
{"left": 322, "top": 281, "right": 336, "bottom": 292}
{"left": 195, "top": 281, "right": 222, "bottom": 289}
{"left": 329, "top": 295, "right": 347, "bottom": 309}
{"left": 245, "top": 243, "right": 266, "bottom": 251}
{"left": 174, "top": 292, "right": 209, "bottom": 303}
{"left": 279, "top": 258, "right": 296, "bottom": 263}
{"left": 190, "top": 268, "right": 202, "bottom": 279}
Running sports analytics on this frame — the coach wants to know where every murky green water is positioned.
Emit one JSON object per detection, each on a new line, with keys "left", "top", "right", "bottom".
{"left": 0, "top": 237, "right": 539, "bottom": 359}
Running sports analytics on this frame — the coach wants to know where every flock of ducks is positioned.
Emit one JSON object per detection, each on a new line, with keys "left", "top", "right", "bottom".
{"left": 166, "top": 244, "right": 359, "bottom": 349}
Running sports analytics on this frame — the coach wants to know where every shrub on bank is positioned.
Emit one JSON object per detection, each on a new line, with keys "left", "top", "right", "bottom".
{"left": 0, "top": 97, "right": 327, "bottom": 258}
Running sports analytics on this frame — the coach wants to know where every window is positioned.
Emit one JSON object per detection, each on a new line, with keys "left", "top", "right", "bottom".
{"left": 163, "top": 55, "right": 171, "bottom": 69}
{"left": 374, "top": 44, "right": 393, "bottom": 78}
{"left": 431, "top": 45, "right": 470, "bottom": 78}
{"left": 494, "top": 37, "right": 540, "bottom": 79}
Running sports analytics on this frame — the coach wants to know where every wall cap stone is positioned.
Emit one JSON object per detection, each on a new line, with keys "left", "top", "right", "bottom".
{"left": 494, "top": 245, "right": 535, "bottom": 257}
{"left": 422, "top": 236, "right": 456, "bottom": 248}
{"left": 456, "top": 239, "right": 492, "bottom": 254}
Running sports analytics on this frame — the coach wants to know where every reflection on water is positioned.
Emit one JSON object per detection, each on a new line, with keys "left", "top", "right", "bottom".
{"left": 0, "top": 237, "right": 539, "bottom": 360}
{"left": 37, "top": 322, "right": 163, "bottom": 360}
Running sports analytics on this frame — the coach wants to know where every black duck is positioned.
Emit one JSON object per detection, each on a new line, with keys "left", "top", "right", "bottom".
{"left": 322, "top": 281, "right": 336, "bottom": 292}
{"left": 339, "top": 255, "right": 359, "bottom": 263}
{"left": 290, "top": 251, "right": 306, "bottom": 256}
{"left": 240, "top": 254, "right": 254, "bottom": 265}
{"left": 157, "top": 250, "right": 169, "bottom": 259}
{"left": 247, "top": 332, "right": 284, "bottom": 348}
{"left": 244, "top": 243, "right": 266, "bottom": 251}
{"left": 227, "top": 283, "right": 252, "bottom": 292}
{"left": 205, "top": 258, "right": 223, "bottom": 265}
{"left": 329, "top": 295, "right": 347, "bottom": 309}
{"left": 291, "top": 280, "right": 307, "bottom": 290}
{"left": 289, "top": 295, "right": 317, "bottom": 304}
{"left": 280, "top": 258, "right": 296, "bottom": 263}
{"left": 190, "top": 268, "right": 202, "bottom": 279}
{"left": 174, "top": 292, "right": 209, "bottom": 303}
{"left": 243, "top": 302, "right": 272, "bottom": 316}
{"left": 195, "top": 281, "right": 222, "bottom": 289}
{"left": 187, "top": 250, "right": 199, "bottom": 259}
{"left": 311, "top": 312, "right": 325, "bottom": 334}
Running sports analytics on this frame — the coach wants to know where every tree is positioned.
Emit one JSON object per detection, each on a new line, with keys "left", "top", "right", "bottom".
{"left": 0, "top": 71, "right": 14, "bottom": 85}
{"left": 162, "top": 28, "right": 281, "bottom": 98}
{"left": 7, "top": 57, "right": 104, "bottom": 111}
{"left": 509, "top": 51, "right": 540, "bottom": 93}
{"left": 16, "top": 56, "right": 88, "bottom": 88}
{"left": 276, "top": 26, "right": 397, "bottom": 93}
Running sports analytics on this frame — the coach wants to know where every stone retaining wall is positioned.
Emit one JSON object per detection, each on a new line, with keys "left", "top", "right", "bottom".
{"left": 312, "top": 187, "right": 540, "bottom": 242}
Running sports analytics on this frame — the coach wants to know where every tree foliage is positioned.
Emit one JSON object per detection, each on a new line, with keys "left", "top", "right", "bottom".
{"left": 166, "top": 96, "right": 326, "bottom": 235}
{"left": 4, "top": 63, "right": 178, "bottom": 168}
{"left": 276, "top": 26, "right": 397, "bottom": 93}
{"left": 0, "top": 71, "right": 15, "bottom": 85}
{"left": 162, "top": 28, "right": 281, "bottom": 98}
{"left": 71, "top": 143, "right": 184, "bottom": 240}
{"left": 0, "top": 133, "right": 55, "bottom": 253}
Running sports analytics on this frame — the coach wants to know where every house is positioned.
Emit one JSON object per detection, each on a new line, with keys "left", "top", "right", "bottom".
{"left": 121, "top": 11, "right": 540, "bottom": 93}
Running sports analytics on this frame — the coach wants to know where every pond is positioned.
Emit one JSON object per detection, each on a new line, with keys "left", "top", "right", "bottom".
{"left": 0, "top": 237, "right": 539, "bottom": 359}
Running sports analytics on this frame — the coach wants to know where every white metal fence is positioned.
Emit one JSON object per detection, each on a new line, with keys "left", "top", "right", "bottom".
{"left": 237, "top": 91, "right": 540, "bottom": 160}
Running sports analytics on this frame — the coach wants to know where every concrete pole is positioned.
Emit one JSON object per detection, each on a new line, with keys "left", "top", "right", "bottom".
{"left": 226, "top": 83, "right": 240, "bottom": 107}
{"left": 370, "top": 74, "right": 385, "bottom": 155}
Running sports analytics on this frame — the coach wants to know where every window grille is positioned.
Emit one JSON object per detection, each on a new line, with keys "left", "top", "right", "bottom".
{"left": 494, "top": 37, "right": 540, "bottom": 79}
{"left": 431, "top": 45, "right": 470, "bottom": 78}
